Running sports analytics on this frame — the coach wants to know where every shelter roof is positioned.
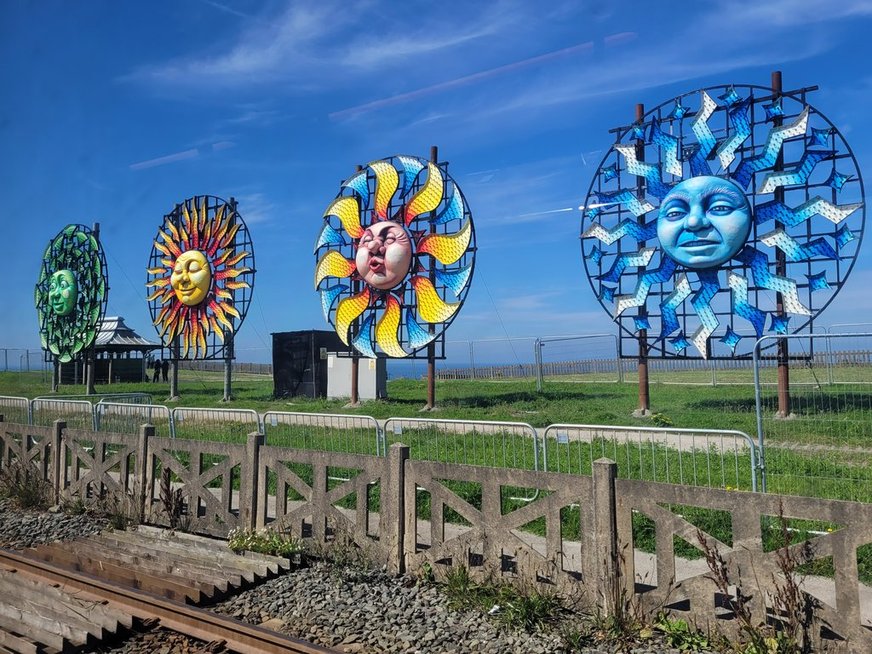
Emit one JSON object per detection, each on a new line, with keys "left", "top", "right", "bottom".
{"left": 94, "top": 316, "right": 160, "bottom": 351}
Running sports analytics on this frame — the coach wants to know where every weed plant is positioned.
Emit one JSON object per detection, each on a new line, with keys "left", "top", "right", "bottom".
{"left": 0, "top": 457, "right": 51, "bottom": 509}
{"left": 441, "top": 565, "right": 566, "bottom": 633}
{"left": 227, "top": 526, "right": 305, "bottom": 559}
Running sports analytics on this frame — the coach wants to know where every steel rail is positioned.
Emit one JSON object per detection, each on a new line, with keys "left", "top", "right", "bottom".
{"left": 0, "top": 548, "right": 339, "bottom": 654}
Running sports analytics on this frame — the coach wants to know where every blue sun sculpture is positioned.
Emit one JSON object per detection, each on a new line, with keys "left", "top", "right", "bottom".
{"left": 581, "top": 84, "right": 865, "bottom": 358}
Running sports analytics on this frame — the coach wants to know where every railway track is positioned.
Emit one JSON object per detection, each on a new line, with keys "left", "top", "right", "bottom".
{"left": 0, "top": 527, "right": 340, "bottom": 654}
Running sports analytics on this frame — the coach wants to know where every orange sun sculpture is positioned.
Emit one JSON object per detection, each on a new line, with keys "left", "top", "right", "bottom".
{"left": 146, "top": 195, "right": 255, "bottom": 359}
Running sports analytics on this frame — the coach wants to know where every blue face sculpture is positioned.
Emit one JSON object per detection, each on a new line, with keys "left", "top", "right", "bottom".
{"left": 657, "top": 176, "right": 752, "bottom": 269}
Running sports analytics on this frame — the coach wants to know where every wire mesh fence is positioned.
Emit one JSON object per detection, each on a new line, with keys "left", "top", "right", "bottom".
{"left": 383, "top": 417, "right": 540, "bottom": 471}
{"left": 262, "top": 411, "right": 382, "bottom": 455}
{"left": 754, "top": 332, "right": 872, "bottom": 502}
{"left": 541, "top": 424, "right": 757, "bottom": 490}
{"left": 30, "top": 398, "right": 95, "bottom": 430}
{"left": 95, "top": 402, "right": 173, "bottom": 439}
{"left": 0, "top": 396, "right": 30, "bottom": 425}
{"left": 170, "top": 407, "right": 260, "bottom": 443}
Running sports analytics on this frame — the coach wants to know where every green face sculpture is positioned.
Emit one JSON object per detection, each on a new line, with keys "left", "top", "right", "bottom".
{"left": 48, "top": 269, "right": 78, "bottom": 316}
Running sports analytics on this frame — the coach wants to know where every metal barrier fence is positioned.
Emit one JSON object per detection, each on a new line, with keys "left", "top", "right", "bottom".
{"left": 262, "top": 411, "right": 382, "bottom": 455}
{"left": 42, "top": 392, "right": 154, "bottom": 404}
{"left": 535, "top": 334, "right": 620, "bottom": 390}
{"left": 383, "top": 417, "right": 539, "bottom": 470}
{"left": 30, "top": 398, "right": 95, "bottom": 430}
{"left": 753, "top": 332, "right": 872, "bottom": 502}
{"left": 95, "top": 402, "right": 174, "bottom": 439}
{"left": 541, "top": 424, "right": 758, "bottom": 491}
{"left": 437, "top": 337, "right": 537, "bottom": 380}
{"left": 170, "top": 407, "right": 260, "bottom": 443}
{"left": 0, "top": 396, "right": 30, "bottom": 424}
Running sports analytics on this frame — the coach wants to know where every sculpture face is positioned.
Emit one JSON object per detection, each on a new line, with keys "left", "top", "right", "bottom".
{"left": 171, "top": 250, "right": 211, "bottom": 306}
{"left": 48, "top": 269, "right": 77, "bottom": 316}
{"left": 657, "top": 176, "right": 752, "bottom": 269}
{"left": 355, "top": 221, "right": 412, "bottom": 290}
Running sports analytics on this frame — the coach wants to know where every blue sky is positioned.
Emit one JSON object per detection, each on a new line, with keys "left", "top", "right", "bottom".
{"left": 2, "top": 0, "right": 872, "bottom": 366}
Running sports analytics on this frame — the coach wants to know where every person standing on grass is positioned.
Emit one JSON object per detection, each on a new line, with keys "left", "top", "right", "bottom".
{"left": 152, "top": 358, "right": 161, "bottom": 383}
{"left": 161, "top": 358, "right": 169, "bottom": 382}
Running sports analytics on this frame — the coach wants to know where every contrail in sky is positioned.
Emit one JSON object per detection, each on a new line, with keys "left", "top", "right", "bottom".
{"left": 330, "top": 32, "right": 636, "bottom": 120}
{"left": 129, "top": 142, "right": 234, "bottom": 170}
{"left": 514, "top": 207, "right": 576, "bottom": 218}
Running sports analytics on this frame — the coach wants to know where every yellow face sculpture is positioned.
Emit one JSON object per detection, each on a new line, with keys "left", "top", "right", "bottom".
{"left": 171, "top": 250, "right": 212, "bottom": 306}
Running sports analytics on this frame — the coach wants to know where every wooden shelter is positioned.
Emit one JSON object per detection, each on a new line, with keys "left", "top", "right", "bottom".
{"left": 60, "top": 316, "right": 160, "bottom": 384}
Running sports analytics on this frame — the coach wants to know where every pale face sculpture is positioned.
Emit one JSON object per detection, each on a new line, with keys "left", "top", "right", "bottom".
{"left": 657, "top": 176, "right": 752, "bottom": 269}
{"left": 356, "top": 221, "right": 412, "bottom": 290}
{"left": 48, "top": 269, "right": 77, "bottom": 316}
{"left": 171, "top": 250, "right": 212, "bottom": 306}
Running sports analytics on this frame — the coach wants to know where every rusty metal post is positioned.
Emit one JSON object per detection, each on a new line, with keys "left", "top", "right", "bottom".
{"left": 349, "top": 166, "right": 363, "bottom": 407}
{"left": 771, "top": 71, "right": 792, "bottom": 418}
{"left": 634, "top": 104, "right": 651, "bottom": 416}
{"left": 223, "top": 197, "right": 238, "bottom": 403}
{"left": 85, "top": 223, "right": 100, "bottom": 396}
{"left": 169, "top": 339, "right": 180, "bottom": 400}
{"left": 425, "top": 146, "right": 439, "bottom": 410}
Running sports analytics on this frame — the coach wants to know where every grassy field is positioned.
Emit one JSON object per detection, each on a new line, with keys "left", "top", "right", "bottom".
{"left": 3, "top": 367, "right": 869, "bottom": 438}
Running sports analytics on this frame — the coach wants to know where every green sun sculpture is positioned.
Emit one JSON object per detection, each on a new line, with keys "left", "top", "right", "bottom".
{"left": 35, "top": 224, "right": 108, "bottom": 363}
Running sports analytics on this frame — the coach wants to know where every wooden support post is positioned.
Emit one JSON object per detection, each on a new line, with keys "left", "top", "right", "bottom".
{"left": 51, "top": 420, "right": 66, "bottom": 503}
{"left": 384, "top": 443, "right": 409, "bottom": 574}
{"left": 592, "top": 458, "right": 621, "bottom": 614}
{"left": 240, "top": 431, "right": 262, "bottom": 530}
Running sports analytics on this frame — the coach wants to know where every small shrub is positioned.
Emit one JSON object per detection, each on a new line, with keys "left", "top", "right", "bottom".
{"left": 654, "top": 612, "right": 711, "bottom": 652}
{"left": 651, "top": 412, "right": 674, "bottom": 428}
{"left": 228, "top": 527, "right": 305, "bottom": 561}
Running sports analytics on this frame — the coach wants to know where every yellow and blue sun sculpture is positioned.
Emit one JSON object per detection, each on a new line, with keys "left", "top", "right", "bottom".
{"left": 315, "top": 155, "right": 476, "bottom": 358}
{"left": 146, "top": 196, "right": 255, "bottom": 359}
{"left": 581, "top": 84, "right": 864, "bottom": 358}
{"left": 35, "top": 224, "right": 108, "bottom": 363}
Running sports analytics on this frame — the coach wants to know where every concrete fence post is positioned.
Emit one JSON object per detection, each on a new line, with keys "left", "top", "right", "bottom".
{"left": 136, "top": 424, "right": 154, "bottom": 521}
{"left": 51, "top": 420, "right": 66, "bottom": 503}
{"left": 240, "top": 431, "right": 262, "bottom": 530}
{"left": 592, "top": 458, "right": 620, "bottom": 614}
{"left": 384, "top": 442, "right": 410, "bottom": 575}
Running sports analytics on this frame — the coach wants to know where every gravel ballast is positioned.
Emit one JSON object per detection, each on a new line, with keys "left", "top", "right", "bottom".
{"left": 0, "top": 499, "right": 714, "bottom": 653}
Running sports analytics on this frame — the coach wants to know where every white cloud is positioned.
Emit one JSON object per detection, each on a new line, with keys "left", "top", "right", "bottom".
{"left": 235, "top": 192, "right": 276, "bottom": 225}
{"left": 125, "top": 1, "right": 515, "bottom": 90}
